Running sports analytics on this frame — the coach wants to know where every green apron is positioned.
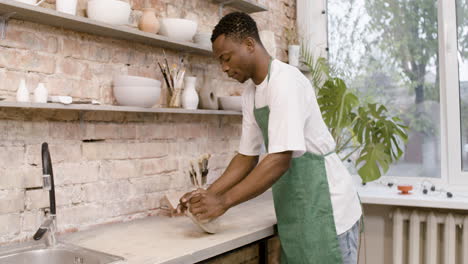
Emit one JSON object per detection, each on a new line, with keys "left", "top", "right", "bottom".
{"left": 252, "top": 60, "right": 343, "bottom": 264}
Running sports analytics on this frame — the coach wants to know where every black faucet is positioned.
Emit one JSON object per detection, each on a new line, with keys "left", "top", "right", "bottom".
{"left": 33, "top": 143, "right": 57, "bottom": 245}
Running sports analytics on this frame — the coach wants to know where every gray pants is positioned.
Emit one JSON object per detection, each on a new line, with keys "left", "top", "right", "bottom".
{"left": 337, "top": 220, "right": 360, "bottom": 264}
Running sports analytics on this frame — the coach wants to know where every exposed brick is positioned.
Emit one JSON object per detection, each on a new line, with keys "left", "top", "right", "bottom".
{"left": 82, "top": 142, "right": 129, "bottom": 160}
{"left": 100, "top": 160, "right": 140, "bottom": 179}
{"left": 53, "top": 162, "right": 100, "bottom": 185}
{"left": 25, "top": 189, "right": 49, "bottom": 210}
{"left": 0, "top": 166, "right": 42, "bottom": 189}
{"left": 82, "top": 180, "right": 134, "bottom": 203}
{"left": 88, "top": 44, "right": 111, "bottom": 63}
{"left": 55, "top": 185, "right": 83, "bottom": 206}
{"left": 0, "top": 145, "right": 25, "bottom": 168}
{"left": 0, "top": 48, "right": 56, "bottom": 74}
{"left": 0, "top": 25, "right": 58, "bottom": 53}
{"left": 141, "top": 157, "right": 178, "bottom": 175}
{"left": 0, "top": 190, "right": 24, "bottom": 214}
{"left": 130, "top": 175, "right": 165, "bottom": 194}
{"left": 0, "top": 0, "right": 291, "bottom": 244}
{"left": 26, "top": 142, "right": 81, "bottom": 166}
{"left": 57, "top": 58, "right": 89, "bottom": 78}
{"left": 0, "top": 70, "right": 27, "bottom": 92}
{"left": 127, "top": 142, "right": 169, "bottom": 159}
{"left": 61, "top": 38, "right": 88, "bottom": 59}
{"left": 21, "top": 210, "right": 43, "bottom": 233}
{"left": 0, "top": 214, "right": 21, "bottom": 237}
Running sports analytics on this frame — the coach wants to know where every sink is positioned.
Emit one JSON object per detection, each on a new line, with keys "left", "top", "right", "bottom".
{"left": 0, "top": 242, "right": 125, "bottom": 264}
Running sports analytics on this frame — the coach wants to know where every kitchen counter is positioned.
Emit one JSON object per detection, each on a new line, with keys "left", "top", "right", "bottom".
{"left": 62, "top": 191, "right": 276, "bottom": 264}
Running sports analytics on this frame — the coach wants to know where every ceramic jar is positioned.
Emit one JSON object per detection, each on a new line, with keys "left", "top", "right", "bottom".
{"left": 138, "top": 8, "right": 160, "bottom": 34}
{"left": 182, "top": 76, "right": 199, "bottom": 110}
{"left": 16, "top": 79, "right": 30, "bottom": 103}
{"left": 34, "top": 83, "right": 48, "bottom": 103}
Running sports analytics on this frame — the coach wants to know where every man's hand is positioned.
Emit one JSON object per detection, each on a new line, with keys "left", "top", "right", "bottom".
{"left": 185, "top": 189, "right": 229, "bottom": 221}
{"left": 177, "top": 189, "right": 200, "bottom": 214}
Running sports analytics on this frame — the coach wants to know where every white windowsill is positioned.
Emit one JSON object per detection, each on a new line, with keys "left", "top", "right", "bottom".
{"left": 357, "top": 181, "right": 468, "bottom": 210}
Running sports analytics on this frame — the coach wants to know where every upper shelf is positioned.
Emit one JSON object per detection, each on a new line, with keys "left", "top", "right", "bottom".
{"left": 0, "top": 0, "right": 212, "bottom": 56}
{"left": 213, "top": 0, "right": 268, "bottom": 13}
{"left": 0, "top": 101, "right": 242, "bottom": 116}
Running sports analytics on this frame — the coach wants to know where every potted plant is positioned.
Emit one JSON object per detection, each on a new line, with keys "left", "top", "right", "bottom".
{"left": 301, "top": 47, "right": 409, "bottom": 183}
{"left": 285, "top": 26, "right": 300, "bottom": 67}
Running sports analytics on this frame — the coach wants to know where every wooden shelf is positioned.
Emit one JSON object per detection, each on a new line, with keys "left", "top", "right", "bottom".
{"left": 0, "top": 101, "right": 242, "bottom": 116}
{"left": 0, "top": 0, "right": 212, "bottom": 56}
{"left": 214, "top": 0, "right": 268, "bottom": 13}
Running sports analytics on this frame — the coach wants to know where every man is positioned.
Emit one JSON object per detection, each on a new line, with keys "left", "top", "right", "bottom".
{"left": 180, "top": 12, "right": 362, "bottom": 264}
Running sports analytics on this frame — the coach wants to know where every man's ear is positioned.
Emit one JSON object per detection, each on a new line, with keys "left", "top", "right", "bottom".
{"left": 243, "top": 37, "right": 257, "bottom": 53}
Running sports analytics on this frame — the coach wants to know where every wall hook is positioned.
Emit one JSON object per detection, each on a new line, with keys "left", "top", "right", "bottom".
{"left": 0, "top": 12, "right": 16, "bottom": 40}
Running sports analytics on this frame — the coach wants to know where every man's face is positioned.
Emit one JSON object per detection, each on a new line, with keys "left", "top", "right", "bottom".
{"left": 212, "top": 34, "right": 254, "bottom": 83}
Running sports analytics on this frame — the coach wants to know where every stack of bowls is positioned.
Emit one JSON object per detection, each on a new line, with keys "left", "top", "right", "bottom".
{"left": 159, "top": 18, "right": 198, "bottom": 42}
{"left": 87, "top": 0, "right": 131, "bottom": 25}
{"left": 113, "top": 75, "right": 161, "bottom": 108}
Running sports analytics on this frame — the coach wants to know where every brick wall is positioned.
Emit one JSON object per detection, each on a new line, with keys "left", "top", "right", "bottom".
{"left": 0, "top": 0, "right": 296, "bottom": 248}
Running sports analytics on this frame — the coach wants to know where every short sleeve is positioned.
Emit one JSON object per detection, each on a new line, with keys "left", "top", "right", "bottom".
{"left": 238, "top": 88, "right": 264, "bottom": 156}
{"left": 267, "top": 77, "right": 307, "bottom": 157}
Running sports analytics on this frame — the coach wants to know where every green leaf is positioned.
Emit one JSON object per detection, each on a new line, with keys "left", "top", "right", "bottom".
{"left": 357, "top": 143, "right": 391, "bottom": 182}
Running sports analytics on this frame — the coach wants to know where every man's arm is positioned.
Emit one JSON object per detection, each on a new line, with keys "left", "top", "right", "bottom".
{"left": 208, "top": 153, "right": 259, "bottom": 195}
{"left": 189, "top": 151, "right": 292, "bottom": 220}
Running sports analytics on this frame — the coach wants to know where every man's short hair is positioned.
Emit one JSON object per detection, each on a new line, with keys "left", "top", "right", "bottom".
{"left": 211, "top": 12, "right": 261, "bottom": 43}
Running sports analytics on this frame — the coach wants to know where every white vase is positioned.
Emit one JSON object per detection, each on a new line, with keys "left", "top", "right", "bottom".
{"left": 16, "top": 79, "right": 30, "bottom": 102}
{"left": 34, "top": 83, "right": 48, "bottom": 103}
{"left": 288, "top": 45, "right": 300, "bottom": 67}
{"left": 182, "top": 76, "right": 199, "bottom": 110}
{"left": 56, "top": 0, "right": 78, "bottom": 15}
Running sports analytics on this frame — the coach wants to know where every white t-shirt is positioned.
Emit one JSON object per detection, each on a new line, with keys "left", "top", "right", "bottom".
{"left": 239, "top": 59, "right": 362, "bottom": 235}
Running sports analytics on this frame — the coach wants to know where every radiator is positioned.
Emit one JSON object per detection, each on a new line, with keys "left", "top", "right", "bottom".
{"left": 392, "top": 208, "right": 468, "bottom": 264}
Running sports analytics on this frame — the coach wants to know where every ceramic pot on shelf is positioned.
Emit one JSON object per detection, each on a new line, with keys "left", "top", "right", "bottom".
{"left": 138, "top": 8, "right": 160, "bottom": 34}
{"left": 199, "top": 84, "right": 218, "bottom": 110}
{"left": 16, "top": 79, "right": 30, "bottom": 103}
{"left": 182, "top": 76, "right": 199, "bottom": 110}
{"left": 56, "top": 0, "right": 78, "bottom": 15}
{"left": 34, "top": 83, "right": 48, "bottom": 103}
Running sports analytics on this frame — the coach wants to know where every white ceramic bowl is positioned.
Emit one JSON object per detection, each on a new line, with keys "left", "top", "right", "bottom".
{"left": 159, "top": 18, "right": 198, "bottom": 42}
{"left": 87, "top": 0, "right": 131, "bottom": 25}
{"left": 113, "top": 83, "right": 161, "bottom": 108}
{"left": 113, "top": 75, "right": 160, "bottom": 87}
{"left": 218, "top": 96, "right": 242, "bottom": 111}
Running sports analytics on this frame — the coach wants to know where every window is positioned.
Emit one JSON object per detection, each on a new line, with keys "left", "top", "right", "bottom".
{"left": 456, "top": 0, "right": 468, "bottom": 171}
{"left": 328, "top": 0, "right": 441, "bottom": 178}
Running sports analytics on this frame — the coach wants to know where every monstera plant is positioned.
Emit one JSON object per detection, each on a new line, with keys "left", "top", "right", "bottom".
{"left": 301, "top": 47, "right": 408, "bottom": 183}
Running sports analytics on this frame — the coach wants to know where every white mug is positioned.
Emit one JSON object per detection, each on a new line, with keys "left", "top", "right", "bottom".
{"left": 14, "top": 0, "right": 45, "bottom": 6}
{"left": 56, "top": 0, "right": 78, "bottom": 15}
